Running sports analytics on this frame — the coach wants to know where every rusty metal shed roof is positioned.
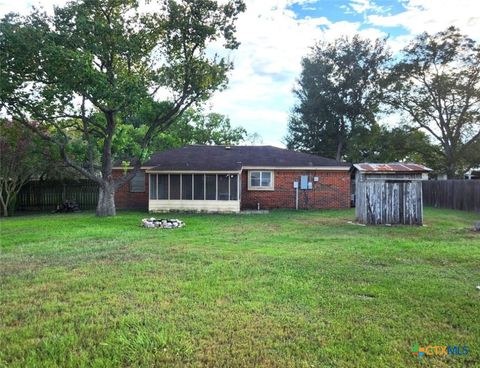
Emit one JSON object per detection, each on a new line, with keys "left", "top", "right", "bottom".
{"left": 353, "top": 163, "right": 432, "bottom": 173}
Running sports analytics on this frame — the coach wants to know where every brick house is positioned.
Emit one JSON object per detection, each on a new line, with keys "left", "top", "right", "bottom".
{"left": 114, "top": 145, "right": 351, "bottom": 212}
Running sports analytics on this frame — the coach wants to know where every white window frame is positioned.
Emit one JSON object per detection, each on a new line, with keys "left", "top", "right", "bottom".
{"left": 248, "top": 171, "right": 274, "bottom": 191}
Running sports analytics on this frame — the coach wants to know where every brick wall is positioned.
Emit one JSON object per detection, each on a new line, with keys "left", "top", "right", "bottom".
{"left": 241, "top": 170, "right": 350, "bottom": 210}
{"left": 113, "top": 169, "right": 149, "bottom": 210}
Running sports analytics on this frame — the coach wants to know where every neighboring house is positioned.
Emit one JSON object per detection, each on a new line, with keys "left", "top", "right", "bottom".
{"left": 465, "top": 168, "right": 480, "bottom": 180}
{"left": 113, "top": 145, "right": 351, "bottom": 212}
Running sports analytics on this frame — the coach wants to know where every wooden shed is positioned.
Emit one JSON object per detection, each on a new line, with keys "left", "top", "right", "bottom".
{"left": 354, "top": 163, "right": 431, "bottom": 225}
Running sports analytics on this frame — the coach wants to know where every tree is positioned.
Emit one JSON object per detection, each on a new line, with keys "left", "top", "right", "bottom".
{"left": 0, "top": 120, "right": 52, "bottom": 216}
{"left": 150, "top": 109, "right": 262, "bottom": 150}
{"left": 347, "top": 123, "right": 442, "bottom": 169}
{"left": 285, "top": 35, "right": 390, "bottom": 161}
{"left": 0, "top": 0, "right": 245, "bottom": 216}
{"left": 388, "top": 26, "right": 480, "bottom": 178}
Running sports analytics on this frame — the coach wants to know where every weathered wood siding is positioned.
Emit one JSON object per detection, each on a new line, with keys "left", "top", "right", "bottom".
{"left": 355, "top": 173, "right": 424, "bottom": 225}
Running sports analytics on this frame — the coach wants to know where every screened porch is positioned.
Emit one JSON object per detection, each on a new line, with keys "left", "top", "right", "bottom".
{"left": 148, "top": 172, "right": 241, "bottom": 213}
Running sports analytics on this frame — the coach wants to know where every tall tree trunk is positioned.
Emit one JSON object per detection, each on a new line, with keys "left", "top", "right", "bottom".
{"left": 95, "top": 111, "right": 117, "bottom": 217}
{"left": 445, "top": 164, "right": 459, "bottom": 179}
{"left": 0, "top": 187, "right": 10, "bottom": 217}
{"left": 96, "top": 182, "right": 116, "bottom": 217}
{"left": 335, "top": 141, "right": 343, "bottom": 161}
{"left": 336, "top": 118, "right": 345, "bottom": 161}
{"left": 445, "top": 152, "right": 459, "bottom": 179}
{"left": 0, "top": 202, "right": 8, "bottom": 217}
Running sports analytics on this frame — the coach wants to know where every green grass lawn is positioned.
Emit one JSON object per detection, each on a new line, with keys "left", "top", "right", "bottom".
{"left": 1, "top": 208, "right": 479, "bottom": 367}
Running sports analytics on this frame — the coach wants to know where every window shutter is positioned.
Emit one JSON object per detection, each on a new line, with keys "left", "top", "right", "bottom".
{"left": 130, "top": 172, "right": 145, "bottom": 193}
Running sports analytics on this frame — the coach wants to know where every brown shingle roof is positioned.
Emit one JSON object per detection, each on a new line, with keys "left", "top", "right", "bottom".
{"left": 144, "top": 145, "right": 350, "bottom": 171}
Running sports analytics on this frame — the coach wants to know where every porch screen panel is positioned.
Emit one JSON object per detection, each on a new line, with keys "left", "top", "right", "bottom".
{"left": 170, "top": 174, "right": 180, "bottom": 199}
{"left": 230, "top": 174, "right": 238, "bottom": 200}
{"left": 149, "top": 174, "right": 157, "bottom": 199}
{"left": 157, "top": 174, "right": 168, "bottom": 199}
{"left": 217, "top": 175, "right": 229, "bottom": 200}
{"left": 205, "top": 175, "right": 216, "bottom": 200}
{"left": 182, "top": 174, "right": 193, "bottom": 200}
{"left": 194, "top": 174, "right": 204, "bottom": 200}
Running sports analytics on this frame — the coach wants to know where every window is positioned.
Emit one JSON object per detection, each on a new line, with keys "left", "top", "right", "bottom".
{"left": 250, "top": 171, "right": 260, "bottom": 187}
{"left": 248, "top": 171, "right": 273, "bottom": 190}
{"left": 157, "top": 174, "right": 168, "bottom": 199}
{"left": 205, "top": 175, "right": 216, "bottom": 200}
{"left": 149, "top": 174, "right": 157, "bottom": 199}
{"left": 130, "top": 172, "right": 145, "bottom": 192}
{"left": 230, "top": 174, "right": 238, "bottom": 200}
{"left": 182, "top": 174, "right": 193, "bottom": 200}
{"left": 194, "top": 174, "right": 205, "bottom": 200}
{"left": 170, "top": 174, "right": 180, "bottom": 199}
{"left": 217, "top": 175, "right": 229, "bottom": 200}
{"left": 261, "top": 172, "right": 271, "bottom": 186}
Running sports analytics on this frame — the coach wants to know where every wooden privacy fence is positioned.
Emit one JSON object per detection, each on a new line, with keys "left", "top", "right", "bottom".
{"left": 16, "top": 180, "right": 99, "bottom": 211}
{"left": 422, "top": 180, "right": 480, "bottom": 212}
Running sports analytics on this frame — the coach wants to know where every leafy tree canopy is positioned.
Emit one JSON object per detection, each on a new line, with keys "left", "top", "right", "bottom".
{"left": 387, "top": 26, "right": 480, "bottom": 178}
{"left": 0, "top": 0, "right": 245, "bottom": 215}
{"left": 0, "top": 120, "right": 56, "bottom": 216}
{"left": 150, "top": 109, "right": 262, "bottom": 151}
{"left": 347, "top": 123, "right": 442, "bottom": 171}
{"left": 285, "top": 35, "right": 391, "bottom": 161}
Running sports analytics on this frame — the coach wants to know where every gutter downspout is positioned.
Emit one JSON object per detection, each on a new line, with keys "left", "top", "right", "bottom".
{"left": 295, "top": 187, "right": 299, "bottom": 210}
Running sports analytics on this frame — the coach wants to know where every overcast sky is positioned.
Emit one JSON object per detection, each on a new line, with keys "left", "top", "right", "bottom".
{"left": 1, "top": 0, "right": 479, "bottom": 146}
